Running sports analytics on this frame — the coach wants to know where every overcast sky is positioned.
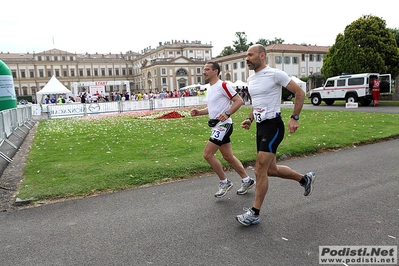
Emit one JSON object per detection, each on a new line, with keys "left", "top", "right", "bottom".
{"left": 1, "top": 0, "right": 397, "bottom": 56}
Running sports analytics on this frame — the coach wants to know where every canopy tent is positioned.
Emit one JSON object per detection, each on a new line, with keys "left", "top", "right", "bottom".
{"left": 36, "top": 75, "right": 72, "bottom": 103}
{"left": 290, "top": 76, "right": 307, "bottom": 93}
{"left": 233, "top": 80, "right": 247, "bottom": 88}
{"left": 179, "top": 83, "right": 201, "bottom": 91}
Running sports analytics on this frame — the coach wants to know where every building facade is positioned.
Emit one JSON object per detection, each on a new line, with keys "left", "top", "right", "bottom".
{"left": 0, "top": 42, "right": 329, "bottom": 102}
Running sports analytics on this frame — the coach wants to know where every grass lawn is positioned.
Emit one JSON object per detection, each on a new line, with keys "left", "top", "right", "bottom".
{"left": 17, "top": 104, "right": 399, "bottom": 203}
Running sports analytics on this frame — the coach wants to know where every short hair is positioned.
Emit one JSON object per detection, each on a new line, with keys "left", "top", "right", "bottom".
{"left": 206, "top": 61, "right": 220, "bottom": 76}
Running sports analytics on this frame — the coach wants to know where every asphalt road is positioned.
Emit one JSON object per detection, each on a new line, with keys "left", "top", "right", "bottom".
{"left": 0, "top": 137, "right": 398, "bottom": 265}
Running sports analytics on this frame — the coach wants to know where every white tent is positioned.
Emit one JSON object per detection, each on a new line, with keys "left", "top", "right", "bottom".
{"left": 291, "top": 76, "right": 307, "bottom": 93}
{"left": 233, "top": 80, "right": 247, "bottom": 88}
{"left": 36, "top": 76, "right": 72, "bottom": 103}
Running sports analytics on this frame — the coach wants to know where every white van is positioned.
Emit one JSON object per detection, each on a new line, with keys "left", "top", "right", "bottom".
{"left": 309, "top": 73, "right": 391, "bottom": 106}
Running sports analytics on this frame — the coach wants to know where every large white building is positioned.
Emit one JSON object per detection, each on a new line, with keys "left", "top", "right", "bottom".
{"left": 0, "top": 41, "right": 329, "bottom": 102}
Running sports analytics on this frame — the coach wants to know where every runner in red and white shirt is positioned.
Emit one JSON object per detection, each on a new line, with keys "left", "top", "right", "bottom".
{"left": 191, "top": 61, "right": 255, "bottom": 198}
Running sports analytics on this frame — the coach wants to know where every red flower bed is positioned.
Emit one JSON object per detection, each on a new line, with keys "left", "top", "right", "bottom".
{"left": 156, "top": 111, "right": 185, "bottom": 119}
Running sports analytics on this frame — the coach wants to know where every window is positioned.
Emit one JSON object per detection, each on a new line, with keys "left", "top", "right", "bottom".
{"left": 337, "top": 80, "right": 346, "bottom": 86}
{"left": 240, "top": 61, "right": 245, "bottom": 68}
{"left": 115, "top": 69, "right": 119, "bottom": 76}
{"left": 176, "top": 68, "right": 187, "bottom": 75}
{"left": 62, "top": 56, "right": 66, "bottom": 61}
{"left": 63, "top": 70, "right": 67, "bottom": 77}
{"left": 30, "top": 70, "right": 34, "bottom": 78}
{"left": 47, "top": 70, "right": 52, "bottom": 77}
{"left": 225, "top": 64, "right": 229, "bottom": 70}
{"left": 325, "top": 80, "right": 335, "bottom": 87}
{"left": 54, "top": 56, "right": 58, "bottom": 61}
{"left": 94, "top": 69, "right": 98, "bottom": 76}
{"left": 292, "top": 57, "right": 299, "bottom": 64}
{"left": 168, "top": 51, "right": 173, "bottom": 55}
{"left": 38, "top": 56, "right": 42, "bottom": 61}
{"left": 129, "top": 68, "right": 133, "bottom": 75}
{"left": 233, "top": 62, "right": 237, "bottom": 69}
{"left": 12, "top": 71, "right": 16, "bottom": 78}
{"left": 309, "top": 54, "right": 314, "bottom": 61}
{"left": 197, "top": 67, "right": 201, "bottom": 74}
{"left": 162, "top": 77, "right": 167, "bottom": 85}
{"left": 316, "top": 54, "right": 321, "bottom": 62}
{"left": 348, "top": 77, "right": 364, "bottom": 86}
{"left": 108, "top": 69, "right": 112, "bottom": 75}
{"left": 87, "top": 69, "right": 91, "bottom": 76}
{"left": 284, "top": 56, "right": 290, "bottom": 64}
{"left": 275, "top": 56, "right": 282, "bottom": 64}
{"left": 122, "top": 68, "right": 126, "bottom": 75}
{"left": 197, "top": 77, "right": 201, "bottom": 83}
{"left": 161, "top": 68, "right": 166, "bottom": 75}
{"left": 102, "top": 69, "right": 105, "bottom": 76}
{"left": 39, "top": 70, "right": 44, "bottom": 77}
{"left": 69, "top": 56, "right": 74, "bottom": 61}
{"left": 21, "top": 70, "right": 26, "bottom": 78}
{"left": 71, "top": 69, "right": 75, "bottom": 77}
{"left": 55, "top": 70, "right": 60, "bottom": 77}
{"left": 46, "top": 56, "right": 50, "bottom": 61}
{"left": 301, "top": 54, "right": 305, "bottom": 61}
{"left": 79, "top": 69, "right": 83, "bottom": 76}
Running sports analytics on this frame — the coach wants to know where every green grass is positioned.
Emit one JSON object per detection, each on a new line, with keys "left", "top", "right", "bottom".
{"left": 17, "top": 106, "right": 399, "bottom": 202}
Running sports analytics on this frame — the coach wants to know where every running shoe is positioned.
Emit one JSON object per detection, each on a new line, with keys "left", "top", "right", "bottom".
{"left": 214, "top": 180, "right": 233, "bottom": 198}
{"left": 301, "top": 172, "right": 316, "bottom": 196}
{"left": 236, "top": 207, "right": 260, "bottom": 226}
{"left": 236, "top": 178, "right": 255, "bottom": 195}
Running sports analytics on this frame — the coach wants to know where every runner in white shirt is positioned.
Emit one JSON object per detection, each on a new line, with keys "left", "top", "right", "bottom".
{"left": 236, "top": 44, "right": 316, "bottom": 226}
{"left": 191, "top": 61, "right": 255, "bottom": 198}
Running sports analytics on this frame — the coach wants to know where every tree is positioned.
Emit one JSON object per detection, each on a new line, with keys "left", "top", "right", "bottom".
{"left": 321, "top": 15, "right": 399, "bottom": 78}
{"left": 217, "top": 46, "right": 236, "bottom": 57}
{"left": 255, "top": 37, "right": 285, "bottom": 47}
{"left": 232, "top": 32, "right": 249, "bottom": 53}
{"left": 388, "top": 28, "right": 399, "bottom": 47}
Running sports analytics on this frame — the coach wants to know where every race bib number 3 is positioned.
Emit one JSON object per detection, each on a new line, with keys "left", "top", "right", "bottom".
{"left": 210, "top": 124, "right": 227, "bottom": 141}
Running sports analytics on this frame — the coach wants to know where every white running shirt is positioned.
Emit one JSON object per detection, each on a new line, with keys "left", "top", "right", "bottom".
{"left": 247, "top": 66, "right": 291, "bottom": 121}
{"left": 206, "top": 80, "right": 237, "bottom": 123}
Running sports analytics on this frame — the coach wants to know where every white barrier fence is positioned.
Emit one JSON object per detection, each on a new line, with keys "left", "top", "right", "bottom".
{"left": 0, "top": 106, "right": 34, "bottom": 163}
{"left": 31, "top": 96, "right": 207, "bottom": 119}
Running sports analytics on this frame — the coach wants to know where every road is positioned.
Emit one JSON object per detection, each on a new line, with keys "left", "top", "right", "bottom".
{"left": 0, "top": 137, "right": 398, "bottom": 265}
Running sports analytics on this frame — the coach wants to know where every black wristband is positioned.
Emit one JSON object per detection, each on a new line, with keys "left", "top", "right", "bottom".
{"left": 247, "top": 117, "right": 253, "bottom": 123}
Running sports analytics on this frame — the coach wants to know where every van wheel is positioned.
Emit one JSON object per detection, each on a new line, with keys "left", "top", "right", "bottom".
{"left": 324, "top": 99, "right": 335, "bottom": 105}
{"left": 345, "top": 94, "right": 358, "bottom": 103}
{"left": 311, "top": 94, "right": 321, "bottom": 106}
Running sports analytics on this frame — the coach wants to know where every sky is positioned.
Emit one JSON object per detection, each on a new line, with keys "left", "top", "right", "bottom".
{"left": 1, "top": 0, "right": 397, "bottom": 56}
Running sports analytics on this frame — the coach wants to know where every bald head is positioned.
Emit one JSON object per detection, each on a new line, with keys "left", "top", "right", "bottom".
{"left": 246, "top": 44, "right": 267, "bottom": 72}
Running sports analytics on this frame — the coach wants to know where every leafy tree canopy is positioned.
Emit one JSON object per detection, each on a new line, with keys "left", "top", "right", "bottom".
{"left": 321, "top": 15, "right": 399, "bottom": 78}
{"left": 217, "top": 32, "right": 284, "bottom": 57}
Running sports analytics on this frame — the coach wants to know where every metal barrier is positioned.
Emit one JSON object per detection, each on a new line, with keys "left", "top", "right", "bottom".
{"left": 0, "top": 105, "right": 35, "bottom": 164}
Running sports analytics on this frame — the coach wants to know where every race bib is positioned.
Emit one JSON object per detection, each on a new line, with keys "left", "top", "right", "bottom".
{"left": 210, "top": 123, "right": 227, "bottom": 141}
{"left": 253, "top": 107, "right": 268, "bottom": 123}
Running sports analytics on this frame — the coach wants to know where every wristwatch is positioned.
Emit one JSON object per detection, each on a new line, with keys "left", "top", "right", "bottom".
{"left": 224, "top": 111, "right": 231, "bottom": 117}
{"left": 290, "top": 114, "right": 299, "bottom": 120}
